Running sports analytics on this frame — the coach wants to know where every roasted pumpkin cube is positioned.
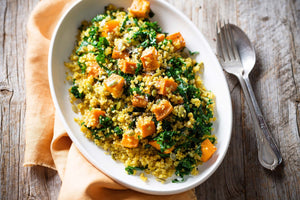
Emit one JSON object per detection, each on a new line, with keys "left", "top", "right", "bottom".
{"left": 137, "top": 116, "right": 156, "bottom": 138}
{"left": 102, "top": 20, "right": 119, "bottom": 37}
{"left": 87, "top": 62, "right": 101, "bottom": 77}
{"left": 132, "top": 95, "right": 148, "bottom": 107}
{"left": 104, "top": 74, "right": 125, "bottom": 98}
{"left": 201, "top": 138, "right": 217, "bottom": 162}
{"left": 151, "top": 99, "right": 173, "bottom": 121}
{"left": 166, "top": 32, "right": 186, "bottom": 51}
{"left": 140, "top": 47, "right": 160, "bottom": 71}
{"left": 156, "top": 33, "right": 165, "bottom": 43}
{"left": 128, "top": 0, "right": 150, "bottom": 18}
{"left": 158, "top": 78, "right": 178, "bottom": 95}
{"left": 119, "top": 59, "right": 137, "bottom": 74}
{"left": 112, "top": 47, "right": 129, "bottom": 59}
{"left": 121, "top": 134, "right": 139, "bottom": 148}
{"left": 87, "top": 109, "right": 106, "bottom": 128}
{"left": 149, "top": 141, "right": 174, "bottom": 154}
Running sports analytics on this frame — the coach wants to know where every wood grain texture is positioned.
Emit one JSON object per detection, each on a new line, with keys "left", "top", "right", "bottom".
{"left": 0, "top": 0, "right": 299, "bottom": 199}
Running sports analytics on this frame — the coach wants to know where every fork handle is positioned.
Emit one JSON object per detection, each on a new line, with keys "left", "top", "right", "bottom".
{"left": 238, "top": 74, "right": 282, "bottom": 170}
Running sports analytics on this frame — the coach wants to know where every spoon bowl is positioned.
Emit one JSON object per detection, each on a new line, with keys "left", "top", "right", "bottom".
{"left": 231, "top": 24, "right": 256, "bottom": 75}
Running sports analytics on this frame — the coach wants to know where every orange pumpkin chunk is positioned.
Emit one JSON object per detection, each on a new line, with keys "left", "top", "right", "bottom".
{"left": 102, "top": 20, "right": 119, "bottom": 37}
{"left": 156, "top": 33, "right": 165, "bottom": 43}
{"left": 104, "top": 74, "right": 125, "bottom": 98}
{"left": 128, "top": 0, "right": 150, "bottom": 18}
{"left": 121, "top": 134, "right": 139, "bottom": 148}
{"left": 158, "top": 78, "right": 178, "bottom": 95}
{"left": 140, "top": 47, "right": 160, "bottom": 71}
{"left": 151, "top": 99, "right": 173, "bottom": 121}
{"left": 88, "top": 109, "right": 106, "bottom": 127}
{"left": 87, "top": 62, "right": 101, "bottom": 77}
{"left": 201, "top": 138, "right": 217, "bottom": 162}
{"left": 132, "top": 95, "right": 148, "bottom": 107}
{"left": 112, "top": 47, "right": 129, "bottom": 59}
{"left": 149, "top": 141, "right": 174, "bottom": 154}
{"left": 119, "top": 59, "right": 137, "bottom": 74}
{"left": 137, "top": 116, "right": 156, "bottom": 138}
{"left": 166, "top": 32, "right": 186, "bottom": 51}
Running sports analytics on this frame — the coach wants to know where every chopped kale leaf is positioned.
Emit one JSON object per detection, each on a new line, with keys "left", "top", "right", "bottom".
{"left": 70, "top": 86, "right": 84, "bottom": 99}
{"left": 125, "top": 165, "right": 147, "bottom": 175}
{"left": 175, "top": 156, "right": 196, "bottom": 178}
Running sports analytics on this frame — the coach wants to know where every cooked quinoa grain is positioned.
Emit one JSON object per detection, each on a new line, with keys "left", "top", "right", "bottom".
{"left": 66, "top": 0, "right": 217, "bottom": 182}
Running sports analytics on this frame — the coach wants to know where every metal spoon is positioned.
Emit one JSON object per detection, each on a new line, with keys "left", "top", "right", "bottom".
{"left": 216, "top": 22, "right": 283, "bottom": 170}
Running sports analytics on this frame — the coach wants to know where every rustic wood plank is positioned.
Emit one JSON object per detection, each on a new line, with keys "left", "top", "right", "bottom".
{"left": 0, "top": 0, "right": 299, "bottom": 199}
{"left": 0, "top": 0, "right": 61, "bottom": 199}
{"left": 237, "top": 0, "right": 300, "bottom": 199}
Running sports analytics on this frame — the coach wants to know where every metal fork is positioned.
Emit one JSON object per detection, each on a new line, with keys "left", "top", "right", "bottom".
{"left": 216, "top": 21, "right": 282, "bottom": 170}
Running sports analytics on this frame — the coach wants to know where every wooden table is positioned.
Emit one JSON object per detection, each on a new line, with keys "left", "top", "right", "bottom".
{"left": 1, "top": 0, "right": 299, "bottom": 199}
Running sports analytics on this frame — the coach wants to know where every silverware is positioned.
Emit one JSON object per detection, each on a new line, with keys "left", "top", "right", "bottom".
{"left": 216, "top": 21, "right": 282, "bottom": 170}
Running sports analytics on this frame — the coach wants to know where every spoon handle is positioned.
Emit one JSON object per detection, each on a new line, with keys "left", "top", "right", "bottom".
{"left": 237, "top": 74, "right": 282, "bottom": 170}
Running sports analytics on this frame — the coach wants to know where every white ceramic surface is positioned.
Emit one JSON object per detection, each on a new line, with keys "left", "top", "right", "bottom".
{"left": 48, "top": 0, "right": 232, "bottom": 195}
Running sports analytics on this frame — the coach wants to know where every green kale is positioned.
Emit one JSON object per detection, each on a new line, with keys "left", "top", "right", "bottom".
{"left": 89, "top": 26, "right": 99, "bottom": 38}
{"left": 175, "top": 156, "right": 196, "bottom": 178}
{"left": 145, "top": 21, "right": 161, "bottom": 32}
{"left": 189, "top": 50, "right": 199, "bottom": 56}
{"left": 118, "top": 71, "right": 134, "bottom": 83}
{"left": 129, "top": 118, "right": 137, "bottom": 129}
{"left": 92, "top": 14, "right": 106, "bottom": 22}
{"left": 97, "top": 37, "right": 109, "bottom": 49}
{"left": 120, "top": 16, "right": 129, "bottom": 32}
{"left": 153, "top": 131, "right": 177, "bottom": 153}
{"left": 99, "top": 115, "right": 113, "bottom": 127}
{"left": 114, "top": 126, "right": 123, "bottom": 135}
{"left": 76, "top": 40, "right": 89, "bottom": 55}
{"left": 78, "top": 61, "right": 87, "bottom": 74}
{"left": 70, "top": 86, "right": 84, "bottom": 99}
{"left": 149, "top": 9, "right": 155, "bottom": 18}
{"left": 195, "top": 145, "right": 202, "bottom": 157}
{"left": 125, "top": 166, "right": 147, "bottom": 175}
{"left": 135, "top": 63, "right": 142, "bottom": 75}
{"left": 133, "top": 18, "right": 139, "bottom": 26}
{"left": 129, "top": 87, "right": 143, "bottom": 95}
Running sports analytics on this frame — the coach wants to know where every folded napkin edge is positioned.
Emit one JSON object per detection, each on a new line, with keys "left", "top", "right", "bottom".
{"left": 23, "top": 161, "right": 56, "bottom": 171}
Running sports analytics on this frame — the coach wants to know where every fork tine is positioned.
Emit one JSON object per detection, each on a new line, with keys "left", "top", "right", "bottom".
{"left": 216, "top": 21, "right": 225, "bottom": 61}
{"left": 221, "top": 21, "right": 232, "bottom": 61}
{"left": 223, "top": 21, "right": 235, "bottom": 60}
{"left": 227, "top": 23, "right": 241, "bottom": 61}
{"left": 217, "top": 20, "right": 230, "bottom": 61}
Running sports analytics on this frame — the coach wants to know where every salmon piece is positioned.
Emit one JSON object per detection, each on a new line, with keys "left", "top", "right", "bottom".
{"left": 119, "top": 59, "right": 137, "bottom": 74}
{"left": 128, "top": 0, "right": 150, "bottom": 18}
{"left": 88, "top": 109, "right": 106, "bottom": 127}
{"left": 151, "top": 99, "right": 173, "bottom": 121}
{"left": 132, "top": 95, "right": 148, "bottom": 107}
{"left": 157, "top": 78, "right": 178, "bottom": 95}
{"left": 121, "top": 134, "right": 139, "bottom": 148}
{"left": 137, "top": 116, "right": 156, "bottom": 138}
{"left": 166, "top": 32, "right": 186, "bottom": 51}
{"left": 149, "top": 140, "right": 174, "bottom": 154}
{"left": 104, "top": 74, "right": 125, "bottom": 98}
{"left": 102, "top": 20, "right": 119, "bottom": 37}
{"left": 140, "top": 47, "right": 160, "bottom": 71}
{"left": 201, "top": 138, "right": 217, "bottom": 162}
{"left": 156, "top": 33, "right": 165, "bottom": 43}
{"left": 112, "top": 47, "right": 129, "bottom": 59}
{"left": 87, "top": 62, "right": 101, "bottom": 77}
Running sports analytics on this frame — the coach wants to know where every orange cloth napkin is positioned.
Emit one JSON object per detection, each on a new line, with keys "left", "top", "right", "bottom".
{"left": 24, "top": 0, "right": 197, "bottom": 199}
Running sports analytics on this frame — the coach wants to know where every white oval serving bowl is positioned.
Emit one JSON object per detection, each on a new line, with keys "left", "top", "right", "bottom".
{"left": 48, "top": 0, "right": 232, "bottom": 195}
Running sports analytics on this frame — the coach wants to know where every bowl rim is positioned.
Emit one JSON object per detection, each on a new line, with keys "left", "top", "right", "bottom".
{"left": 48, "top": 0, "right": 233, "bottom": 195}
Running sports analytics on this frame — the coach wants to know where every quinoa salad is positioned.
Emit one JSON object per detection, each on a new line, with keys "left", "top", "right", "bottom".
{"left": 65, "top": 0, "right": 217, "bottom": 182}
